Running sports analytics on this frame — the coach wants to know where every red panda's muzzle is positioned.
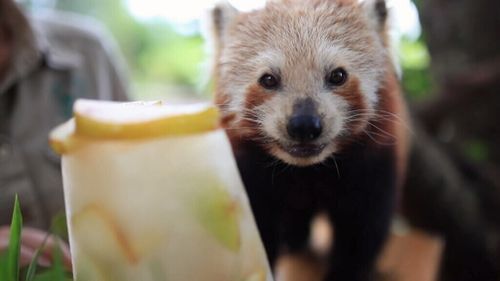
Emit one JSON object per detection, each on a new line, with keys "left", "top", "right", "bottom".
{"left": 279, "top": 101, "right": 327, "bottom": 158}
{"left": 287, "top": 98, "right": 323, "bottom": 141}
{"left": 284, "top": 114, "right": 326, "bottom": 158}
{"left": 281, "top": 142, "right": 327, "bottom": 158}
{"left": 286, "top": 115, "right": 323, "bottom": 142}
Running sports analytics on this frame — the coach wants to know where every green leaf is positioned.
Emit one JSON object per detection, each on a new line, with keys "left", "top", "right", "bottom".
{"left": 7, "top": 195, "right": 22, "bottom": 281}
{"left": 24, "top": 233, "right": 50, "bottom": 281}
{"left": 31, "top": 270, "right": 72, "bottom": 281}
{"left": 50, "top": 213, "right": 68, "bottom": 241}
{"left": 50, "top": 241, "right": 66, "bottom": 281}
{"left": 0, "top": 252, "right": 8, "bottom": 280}
{"left": 31, "top": 242, "right": 66, "bottom": 281}
{"left": 26, "top": 212, "right": 71, "bottom": 281}
{"left": 31, "top": 270, "right": 54, "bottom": 281}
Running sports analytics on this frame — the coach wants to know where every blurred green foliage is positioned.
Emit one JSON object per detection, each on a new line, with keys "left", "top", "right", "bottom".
{"left": 50, "top": 213, "right": 68, "bottom": 241}
{"left": 399, "top": 37, "right": 434, "bottom": 101}
{"left": 463, "top": 139, "right": 490, "bottom": 163}
{"left": 26, "top": 0, "right": 434, "bottom": 102}
{"left": 55, "top": 0, "right": 206, "bottom": 100}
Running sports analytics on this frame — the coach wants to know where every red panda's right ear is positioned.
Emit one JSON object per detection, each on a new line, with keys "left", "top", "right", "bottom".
{"left": 362, "top": 0, "right": 388, "bottom": 31}
{"left": 209, "top": 1, "right": 239, "bottom": 51}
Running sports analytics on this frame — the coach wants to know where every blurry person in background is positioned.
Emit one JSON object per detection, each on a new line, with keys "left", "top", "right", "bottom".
{"left": 0, "top": 0, "right": 129, "bottom": 267}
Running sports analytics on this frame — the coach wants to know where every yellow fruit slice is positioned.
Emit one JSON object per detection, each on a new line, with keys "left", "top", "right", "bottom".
{"left": 49, "top": 99, "right": 220, "bottom": 154}
{"left": 72, "top": 204, "right": 138, "bottom": 269}
{"left": 192, "top": 183, "right": 242, "bottom": 252}
{"left": 49, "top": 119, "right": 78, "bottom": 155}
{"left": 74, "top": 100, "right": 219, "bottom": 139}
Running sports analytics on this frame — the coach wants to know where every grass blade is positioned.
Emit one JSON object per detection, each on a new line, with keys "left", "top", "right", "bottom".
{"left": 50, "top": 213, "right": 68, "bottom": 241}
{"left": 50, "top": 240, "right": 66, "bottom": 281}
{"left": 7, "top": 195, "right": 22, "bottom": 281}
{"left": 31, "top": 241, "right": 66, "bottom": 281}
{"left": 24, "top": 233, "right": 50, "bottom": 281}
{"left": 0, "top": 252, "right": 8, "bottom": 280}
{"left": 31, "top": 270, "right": 54, "bottom": 281}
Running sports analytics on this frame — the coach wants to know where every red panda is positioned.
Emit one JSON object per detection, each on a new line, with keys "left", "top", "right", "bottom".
{"left": 210, "top": 0, "right": 409, "bottom": 280}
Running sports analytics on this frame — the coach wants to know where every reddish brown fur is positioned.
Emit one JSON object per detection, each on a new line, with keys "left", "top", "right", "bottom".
{"left": 334, "top": 70, "right": 409, "bottom": 196}
{"left": 244, "top": 84, "right": 274, "bottom": 109}
{"left": 220, "top": 113, "right": 236, "bottom": 128}
{"left": 236, "top": 84, "right": 275, "bottom": 139}
{"left": 335, "top": 77, "right": 368, "bottom": 135}
{"left": 224, "top": 84, "right": 275, "bottom": 143}
{"left": 377, "top": 72, "right": 410, "bottom": 189}
{"left": 364, "top": 71, "right": 410, "bottom": 192}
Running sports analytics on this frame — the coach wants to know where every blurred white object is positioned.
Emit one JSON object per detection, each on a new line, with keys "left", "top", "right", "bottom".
{"left": 53, "top": 100, "right": 273, "bottom": 281}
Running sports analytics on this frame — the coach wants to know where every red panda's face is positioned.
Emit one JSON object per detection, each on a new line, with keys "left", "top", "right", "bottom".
{"left": 214, "top": 0, "right": 390, "bottom": 166}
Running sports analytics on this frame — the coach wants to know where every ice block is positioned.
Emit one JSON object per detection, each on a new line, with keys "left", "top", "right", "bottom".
{"left": 50, "top": 99, "right": 273, "bottom": 281}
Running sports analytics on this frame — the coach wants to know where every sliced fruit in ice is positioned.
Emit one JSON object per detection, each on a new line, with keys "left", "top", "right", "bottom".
{"left": 192, "top": 183, "right": 242, "bottom": 252}
{"left": 49, "top": 99, "right": 220, "bottom": 154}
{"left": 72, "top": 204, "right": 138, "bottom": 265}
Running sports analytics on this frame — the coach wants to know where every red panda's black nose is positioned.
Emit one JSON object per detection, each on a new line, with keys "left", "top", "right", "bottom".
{"left": 287, "top": 115, "right": 323, "bottom": 142}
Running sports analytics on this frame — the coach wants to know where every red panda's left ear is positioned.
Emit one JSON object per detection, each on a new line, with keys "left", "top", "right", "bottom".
{"left": 362, "top": 0, "right": 388, "bottom": 33}
{"left": 207, "top": 1, "right": 239, "bottom": 53}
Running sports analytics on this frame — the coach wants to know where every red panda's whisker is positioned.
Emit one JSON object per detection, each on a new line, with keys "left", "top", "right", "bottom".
{"left": 346, "top": 111, "right": 411, "bottom": 132}
{"left": 363, "top": 129, "right": 389, "bottom": 146}
{"left": 367, "top": 121, "right": 397, "bottom": 138}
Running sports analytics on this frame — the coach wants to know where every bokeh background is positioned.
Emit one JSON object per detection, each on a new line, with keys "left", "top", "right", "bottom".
{"left": 17, "top": 0, "right": 428, "bottom": 101}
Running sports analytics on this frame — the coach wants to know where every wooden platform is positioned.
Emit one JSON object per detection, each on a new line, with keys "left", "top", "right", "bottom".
{"left": 275, "top": 215, "right": 444, "bottom": 281}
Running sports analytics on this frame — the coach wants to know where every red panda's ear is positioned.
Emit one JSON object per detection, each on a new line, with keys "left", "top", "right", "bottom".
{"left": 362, "top": 0, "right": 388, "bottom": 32}
{"left": 208, "top": 1, "right": 239, "bottom": 52}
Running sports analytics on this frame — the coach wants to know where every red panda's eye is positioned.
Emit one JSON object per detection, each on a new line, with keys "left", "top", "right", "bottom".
{"left": 328, "top": 68, "right": 348, "bottom": 86}
{"left": 259, "top": 74, "right": 280, "bottom": 90}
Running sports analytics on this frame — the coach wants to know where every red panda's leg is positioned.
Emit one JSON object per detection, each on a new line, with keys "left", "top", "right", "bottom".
{"left": 325, "top": 147, "right": 397, "bottom": 281}
{"left": 233, "top": 143, "right": 282, "bottom": 267}
{"left": 279, "top": 201, "right": 317, "bottom": 253}
{"left": 251, "top": 202, "right": 280, "bottom": 268}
